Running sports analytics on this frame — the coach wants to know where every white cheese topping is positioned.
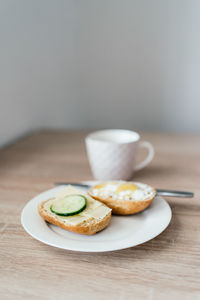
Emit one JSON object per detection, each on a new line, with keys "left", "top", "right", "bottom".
{"left": 90, "top": 181, "right": 155, "bottom": 201}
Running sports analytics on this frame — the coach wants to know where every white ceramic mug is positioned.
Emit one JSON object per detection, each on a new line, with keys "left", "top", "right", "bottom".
{"left": 85, "top": 129, "right": 154, "bottom": 180}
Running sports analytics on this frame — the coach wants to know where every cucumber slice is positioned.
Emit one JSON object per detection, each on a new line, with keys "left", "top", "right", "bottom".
{"left": 50, "top": 194, "right": 87, "bottom": 216}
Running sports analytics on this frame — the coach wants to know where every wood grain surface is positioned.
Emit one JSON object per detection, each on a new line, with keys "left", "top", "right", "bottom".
{"left": 0, "top": 130, "right": 199, "bottom": 300}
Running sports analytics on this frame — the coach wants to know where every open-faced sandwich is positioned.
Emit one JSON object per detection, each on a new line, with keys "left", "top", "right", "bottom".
{"left": 38, "top": 185, "right": 112, "bottom": 235}
{"left": 88, "top": 181, "right": 156, "bottom": 215}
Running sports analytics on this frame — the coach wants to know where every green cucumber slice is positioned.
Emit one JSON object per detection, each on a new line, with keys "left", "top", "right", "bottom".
{"left": 50, "top": 194, "right": 87, "bottom": 216}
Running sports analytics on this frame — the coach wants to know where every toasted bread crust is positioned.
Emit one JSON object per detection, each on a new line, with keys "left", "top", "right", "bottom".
{"left": 88, "top": 191, "right": 156, "bottom": 215}
{"left": 38, "top": 199, "right": 112, "bottom": 235}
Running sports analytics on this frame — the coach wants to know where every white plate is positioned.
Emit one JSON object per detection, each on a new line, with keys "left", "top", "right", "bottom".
{"left": 21, "top": 182, "right": 172, "bottom": 252}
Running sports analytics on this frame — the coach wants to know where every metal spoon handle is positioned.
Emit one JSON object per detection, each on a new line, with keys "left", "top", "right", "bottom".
{"left": 54, "top": 182, "right": 91, "bottom": 188}
{"left": 156, "top": 189, "right": 194, "bottom": 198}
{"left": 54, "top": 182, "right": 194, "bottom": 198}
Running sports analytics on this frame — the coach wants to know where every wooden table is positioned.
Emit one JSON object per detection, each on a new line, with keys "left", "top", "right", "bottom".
{"left": 0, "top": 130, "right": 200, "bottom": 299}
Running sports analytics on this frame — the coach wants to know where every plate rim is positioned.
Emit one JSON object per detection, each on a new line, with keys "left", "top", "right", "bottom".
{"left": 21, "top": 182, "right": 172, "bottom": 253}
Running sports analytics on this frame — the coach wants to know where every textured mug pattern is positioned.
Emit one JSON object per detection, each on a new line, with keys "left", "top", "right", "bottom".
{"left": 86, "top": 139, "right": 138, "bottom": 180}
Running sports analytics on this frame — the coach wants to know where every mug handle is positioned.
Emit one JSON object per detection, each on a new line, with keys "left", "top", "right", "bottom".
{"left": 134, "top": 141, "right": 154, "bottom": 171}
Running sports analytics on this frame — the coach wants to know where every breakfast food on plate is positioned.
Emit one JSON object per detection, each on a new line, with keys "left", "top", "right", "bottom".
{"left": 88, "top": 181, "right": 156, "bottom": 215}
{"left": 38, "top": 185, "right": 112, "bottom": 235}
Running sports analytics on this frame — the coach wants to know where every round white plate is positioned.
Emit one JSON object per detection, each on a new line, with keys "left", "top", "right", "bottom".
{"left": 21, "top": 182, "right": 172, "bottom": 252}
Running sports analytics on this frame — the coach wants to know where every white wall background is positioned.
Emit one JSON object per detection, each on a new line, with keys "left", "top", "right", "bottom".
{"left": 0, "top": 0, "right": 200, "bottom": 146}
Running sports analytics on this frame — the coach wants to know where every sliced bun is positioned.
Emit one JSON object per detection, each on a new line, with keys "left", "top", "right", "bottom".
{"left": 88, "top": 182, "right": 156, "bottom": 215}
{"left": 87, "top": 194, "right": 155, "bottom": 215}
{"left": 38, "top": 186, "right": 112, "bottom": 235}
